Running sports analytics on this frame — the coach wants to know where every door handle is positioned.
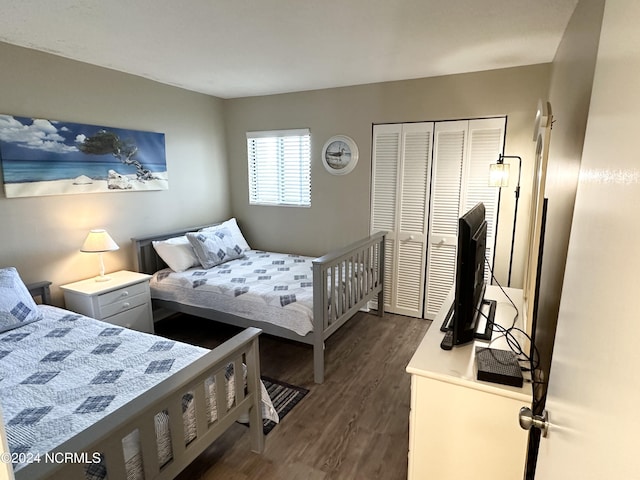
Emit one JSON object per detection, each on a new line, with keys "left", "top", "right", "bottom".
{"left": 519, "top": 406, "right": 549, "bottom": 437}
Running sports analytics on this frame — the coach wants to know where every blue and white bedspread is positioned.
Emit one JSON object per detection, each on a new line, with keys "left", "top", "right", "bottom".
{"left": 0, "top": 305, "right": 276, "bottom": 474}
{"left": 150, "top": 250, "right": 316, "bottom": 336}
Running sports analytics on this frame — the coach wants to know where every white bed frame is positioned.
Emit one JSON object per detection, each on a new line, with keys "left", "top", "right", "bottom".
{"left": 132, "top": 225, "right": 386, "bottom": 384}
{"left": 8, "top": 282, "right": 265, "bottom": 480}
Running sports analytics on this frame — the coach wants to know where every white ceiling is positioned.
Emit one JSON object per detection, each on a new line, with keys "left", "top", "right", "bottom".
{"left": 0, "top": 0, "right": 578, "bottom": 99}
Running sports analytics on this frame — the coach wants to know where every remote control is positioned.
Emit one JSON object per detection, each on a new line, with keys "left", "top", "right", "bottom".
{"left": 440, "top": 330, "right": 454, "bottom": 350}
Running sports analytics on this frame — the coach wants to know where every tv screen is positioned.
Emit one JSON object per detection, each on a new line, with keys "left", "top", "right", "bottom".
{"left": 452, "top": 203, "right": 488, "bottom": 346}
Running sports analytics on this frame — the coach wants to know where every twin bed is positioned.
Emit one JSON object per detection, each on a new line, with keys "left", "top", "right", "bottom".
{"left": 132, "top": 219, "right": 386, "bottom": 384}
{"left": 0, "top": 219, "right": 385, "bottom": 478}
{"left": 1, "top": 270, "right": 273, "bottom": 480}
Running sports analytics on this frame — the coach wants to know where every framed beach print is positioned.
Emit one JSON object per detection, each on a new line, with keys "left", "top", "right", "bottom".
{"left": 321, "top": 135, "right": 358, "bottom": 175}
{"left": 0, "top": 114, "right": 167, "bottom": 198}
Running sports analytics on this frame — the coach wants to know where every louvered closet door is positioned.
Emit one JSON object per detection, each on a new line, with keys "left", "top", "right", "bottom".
{"left": 460, "top": 118, "right": 505, "bottom": 282}
{"left": 424, "top": 121, "right": 467, "bottom": 319}
{"left": 395, "top": 123, "right": 433, "bottom": 316}
{"left": 371, "top": 122, "right": 433, "bottom": 317}
{"left": 371, "top": 124, "right": 401, "bottom": 311}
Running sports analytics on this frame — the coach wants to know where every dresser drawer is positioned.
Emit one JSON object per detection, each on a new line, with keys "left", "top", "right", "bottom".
{"left": 98, "top": 292, "right": 147, "bottom": 318}
{"left": 97, "top": 282, "right": 148, "bottom": 308}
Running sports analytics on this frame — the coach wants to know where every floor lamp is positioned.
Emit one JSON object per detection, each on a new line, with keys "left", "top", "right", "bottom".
{"left": 489, "top": 154, "right": 521, "bottom": 287}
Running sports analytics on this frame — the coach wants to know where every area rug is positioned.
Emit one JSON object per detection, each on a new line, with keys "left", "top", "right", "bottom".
{"left": 261, "top": 376, "right": 309, "bottom": 435}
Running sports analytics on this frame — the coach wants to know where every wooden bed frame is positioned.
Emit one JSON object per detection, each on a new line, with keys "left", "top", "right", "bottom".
{"left": 8, "top": 282, "right": 265, "bottom": 480}
{"left": 132, "top": 225, "right": 386, "bottom": 384}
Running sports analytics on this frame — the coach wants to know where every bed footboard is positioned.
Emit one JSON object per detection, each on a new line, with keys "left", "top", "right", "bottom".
{"left": 13, "top": 327, "right": 264, "bottom": 480}
{"left": 311, "top": 231, "right": 386, "bottom": 383}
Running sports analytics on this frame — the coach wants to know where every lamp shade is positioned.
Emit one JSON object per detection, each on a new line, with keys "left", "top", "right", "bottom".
{"left": 489, "top": 162, "right": 510, "bottom": 187}
{"left": 80, "top": 229, "right": 119, "bottom": 253}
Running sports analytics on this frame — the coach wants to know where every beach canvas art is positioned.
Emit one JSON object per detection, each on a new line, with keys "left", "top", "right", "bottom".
{"left": 0, "top": 114, "right": 168, "bottom": 198}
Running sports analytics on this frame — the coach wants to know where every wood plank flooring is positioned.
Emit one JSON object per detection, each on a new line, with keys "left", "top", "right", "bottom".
{"left": 154, "top": 310, "right": 431, "bottom": 480}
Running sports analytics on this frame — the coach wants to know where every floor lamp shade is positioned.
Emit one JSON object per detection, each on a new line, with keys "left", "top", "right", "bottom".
{"left": 489, "top": 162, "right": 510, "bottom": 187}
{"left": 81, "top": 229, "right": 119, "bottom": 281}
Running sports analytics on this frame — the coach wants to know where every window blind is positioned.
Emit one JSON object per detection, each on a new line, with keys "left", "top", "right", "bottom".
{"left": 247, "top": 128, "right": 311, "bottom": 207}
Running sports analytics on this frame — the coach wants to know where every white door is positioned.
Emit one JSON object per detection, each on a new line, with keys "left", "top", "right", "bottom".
{"left": 535, "top": 2, "right": 640, "bottom": 477}
{"left": 371, "top": 123, "right": 400, "bottom": 311}
{"left": 371, "top": 122, "right": 433, "bottom": 317}
{"left": 424, "top": 118, "right": 504, "bottom": 319}
{"left": 395, "top": 123, "right": 433, "bottom": 316}
{"left": 461, "top": 118, "right": 504, "bottom": 284}
{"left": 373, "top": 119, "right": 503, "bottom": 319}
{"left": 424, "top": 121, "right": 466, "bottom": 319}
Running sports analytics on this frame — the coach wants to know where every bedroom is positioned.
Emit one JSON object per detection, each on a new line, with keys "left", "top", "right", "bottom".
{"left": 0, "top": 0, "right": 638, "bottom": 478}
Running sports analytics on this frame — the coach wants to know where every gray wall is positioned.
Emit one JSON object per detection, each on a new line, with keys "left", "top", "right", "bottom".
{"left": 0, "top": 42, "right": 231, "bottom": 304}
{"left": 224, "top": 64, "right": 551, "bottom": 287}
{"left": 0, "top": 43, "right": 554, "bottom": 302}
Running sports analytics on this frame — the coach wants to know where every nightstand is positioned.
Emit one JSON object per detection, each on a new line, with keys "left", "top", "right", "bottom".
{"left": 61, "top": 270, "right": 154, "bottom": 333}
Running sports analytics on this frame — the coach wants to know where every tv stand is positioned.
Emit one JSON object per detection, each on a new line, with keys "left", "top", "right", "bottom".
{"left": 406, "top": 285, "right": 531, "bottom": 480}
{"left": 440, "top": 298, "right": 497, "bottom": 341}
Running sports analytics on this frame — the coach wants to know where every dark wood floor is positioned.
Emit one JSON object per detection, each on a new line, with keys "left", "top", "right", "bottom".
{"left": 154, "top": 310, "right": 431, "bottom": 480}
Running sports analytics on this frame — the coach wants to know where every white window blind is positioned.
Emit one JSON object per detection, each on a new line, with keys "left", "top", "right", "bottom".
{"left": 247, "top": 128, "right": 311, "bottom": 207}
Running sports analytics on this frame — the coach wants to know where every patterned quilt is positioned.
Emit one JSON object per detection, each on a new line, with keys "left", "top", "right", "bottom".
{"left": 150, "top": 250, "right": 316, "bottom": 336}
{"left": 0, "top": 305, "right": 276, "bottom": 476}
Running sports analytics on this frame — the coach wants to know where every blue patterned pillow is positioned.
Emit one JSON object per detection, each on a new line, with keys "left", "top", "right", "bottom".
{"left": 186, "top": 228, "right": 245, "bottom": 269}
{"left": 0, "top": 267, "right": 43, "bottom": 333}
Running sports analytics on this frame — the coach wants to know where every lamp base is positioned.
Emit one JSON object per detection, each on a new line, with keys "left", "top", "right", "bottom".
{"left": 94, "top": 253, "right": 111, "bottom": 282}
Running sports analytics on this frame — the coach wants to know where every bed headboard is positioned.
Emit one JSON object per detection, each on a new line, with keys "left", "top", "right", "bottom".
{"left": 27, "top": 280, "right": 52, "bottom": 305}
{"left": 131, "top": 223, "right": 221, "bottom": 275}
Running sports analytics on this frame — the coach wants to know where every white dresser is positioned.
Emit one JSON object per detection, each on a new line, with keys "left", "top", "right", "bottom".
{"left": 61, "top": 270, "right": 154, "bottom": 333}
{"left": 406, "top": 286, "right": 531, "bottom": 480}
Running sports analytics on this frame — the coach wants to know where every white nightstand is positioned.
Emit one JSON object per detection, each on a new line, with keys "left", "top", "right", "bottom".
{"left": 60, "top": 270, "right": 154, "bottom": 333}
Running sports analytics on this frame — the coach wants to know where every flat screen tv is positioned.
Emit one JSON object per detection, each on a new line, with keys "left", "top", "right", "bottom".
{"left": 452, "top": 202, "right": 491, "bottom": 346}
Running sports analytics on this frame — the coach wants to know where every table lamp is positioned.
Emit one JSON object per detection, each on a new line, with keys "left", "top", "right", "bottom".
{"left": 81, "top": 229, "right": 119, "bottom": 282}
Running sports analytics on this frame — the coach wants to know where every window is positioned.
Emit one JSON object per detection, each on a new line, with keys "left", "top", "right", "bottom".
{"left": 247, "top": 129, "right": 311, "bottom": 207}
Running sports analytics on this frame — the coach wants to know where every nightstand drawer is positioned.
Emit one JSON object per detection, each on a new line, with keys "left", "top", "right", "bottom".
{"left": 98, "top": 292, "right": 147, "bottom": 318}
{"left": 97, "top": 282, "right": 148, "bottom": 308}
{"left": 105, "top": 303, "right": 152, "bottom": 331}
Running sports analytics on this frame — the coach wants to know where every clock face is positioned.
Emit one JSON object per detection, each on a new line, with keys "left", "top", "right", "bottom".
{"left": 324, "top": 140, "right": 352, "bottom": 170}
{"left": 321, "top": 135, "right": 358, "bottom": 175}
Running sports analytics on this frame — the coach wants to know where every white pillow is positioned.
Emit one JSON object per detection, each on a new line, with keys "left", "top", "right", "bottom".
{"left": 152, "top": 236, "right": 200, "bottom": 272}
{"left": 0, "top": 267, "right": 43, "bottom": 333}
{"left": 200, "top": 218, "right": 250, "bottom": 251}
{"left": 186, "top": 228, "right": 245, "bottom": 269}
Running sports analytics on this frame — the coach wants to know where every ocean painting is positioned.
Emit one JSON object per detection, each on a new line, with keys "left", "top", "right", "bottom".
{"left": 0, "top": 114, "right": 168, "bottom": 198}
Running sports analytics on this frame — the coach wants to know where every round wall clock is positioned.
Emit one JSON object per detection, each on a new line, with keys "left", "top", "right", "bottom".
{"left": 321, "top": 135, "right": 359, "bottom": 175}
